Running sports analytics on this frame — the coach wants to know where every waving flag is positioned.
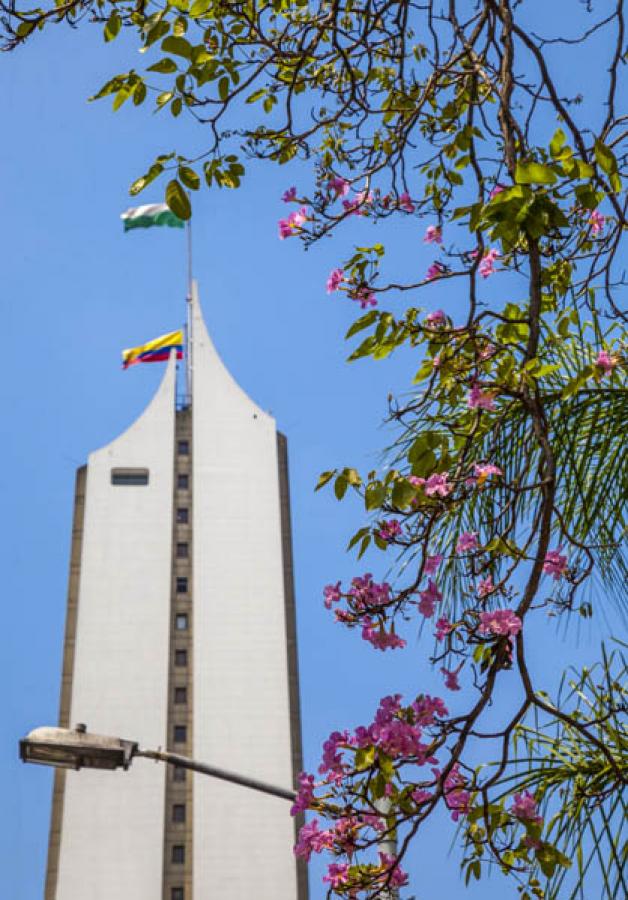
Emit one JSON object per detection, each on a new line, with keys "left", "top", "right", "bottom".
{"left": 122, "top": 330, "right": 184, "bottom": 369}
{"left": 121, "top": 203, "right": 184, "bottom": 232}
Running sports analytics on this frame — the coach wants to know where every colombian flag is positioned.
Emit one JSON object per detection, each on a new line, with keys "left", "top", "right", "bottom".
{"left": 122, "top": 330, "right": 184, "bottom": 369}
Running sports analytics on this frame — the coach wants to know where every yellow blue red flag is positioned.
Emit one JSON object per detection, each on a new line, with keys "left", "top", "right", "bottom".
{"left": 122, "top": 330, "right": 184, "bottom": 369}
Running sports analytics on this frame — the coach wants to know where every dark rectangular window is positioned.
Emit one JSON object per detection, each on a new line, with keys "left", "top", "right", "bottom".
{"left": 172, "top": 804, "right": 186, "bottom": 823}
{"left": 173, "top": 766, "right": 186, "bottom": 782}
{"left": 172, "top": 845, "right": 185, "bottom": 864}
{"left": 171, "top": 887, "right": 184, "bottom": 900}
{"left": 176, "top": 542, "right": 189, "bottom": 559}
{"left": 177, "top": 473, "right": 189, "bottom": 490}
{"left": 174, "top": 686, "right": 187, "bottom": 705}
{"left": 111, "top": 468, "right": 149, "bottom": 486}
{"left": 177, "top": 440, "right": 189, "bottom": 456}
{"left": 176, "top": 508, "right": 189, "bottom": 524}
{"left": 174, "top": 725, "right": 187, "bottom": 744}
{"left": 176, "top": 577, "right": 188, "bottom": 594}
{"left": 175, "top": 613, "right": 188, "bottom": 631}
{"left": 175, "top": 649, "right": 187, "bottom": 667}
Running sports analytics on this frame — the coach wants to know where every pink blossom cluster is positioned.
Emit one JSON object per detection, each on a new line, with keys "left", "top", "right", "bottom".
{"left": 476, "top": 575, "right": 494, "bottom": 598}
{"left": 418, "top": 578, "right": 443, "bottom": 618}
{"left": 323, "top": 862, "right": 349, "bottom": 889}
{"left": 435, "top": 615, "right": 453, "bottom": 641}
{"left": 543, "top": 549, "right": 568, "bottom": 580}
{"left": 478, "top": 608, "right": 522, "bottom": 637}
{"left": 441, "top": 662, "right": 463, "bottom": 691}
{"left": 472, "top": 462, "right": 503, "bottom": 484}
{"left": 426, "top": 260, "right": 446, "bottom": 280}
{"left": 291, "top": 771, "right": 316, "bottom": 816}
{"left": 441, "top": 764, "right": 471, "bottom": 821}
{"left": 425, "top": 308, "right": 446, "bottom": 328}
{"left": 282, "top": 186, "right": 297, "bottom": 202}
{"left": 378, "top": 852, "right": 409, "bottom": 888}
{"left": 410, "top": 471, "right": 452, "bottom": 498}
{"left": 468, "top": 383, "right": 496, "bottom": 410}
{"left": 349, "top": 573, "right": 392, "bottom": 609}
{"left": 510, "top": 790, "right": 543, "bottom": 825}
{"left": 278, "top": 206, "right": 307, "bottom": 239}
{"left": 352, "top": 286, "right": 377, "bottom": 308}
{"left": 319, "top": 729, "right": 351, "bottom": 778}
{"left": 472, "top": 247, "right": 500, "bottom": 278}
{"left": 343, "top": 189, "right": 373, "bottom": 216}
{"left": 456, "top": 531, "right": 479, "bottom": 554}
{"left": 424, "top": 224, "right": 443, "bottom": 244}
{"left": 361, "top": 617, "right": 406, "bottom": 650}
{"left": 398, "top": 192, "right": 415, "bottom": 213}
{"left": 596, "top": 349, "right": 617, "bottom": 375}
{"left": 326, "top": 267, "right": 344, "bottom": 293}
{"left": 376, "top": 519, "right": 403, "bottom": 542}
{"left": 589, "top": 209, "right": 605, "bottom": 234}
{"left": 323, "top": 581, "right": 342, "bottom": 609}
{"left": 294, "top": 819, "right": 334, "bottom": 861}
{"left": 424, "top": 553, "right": 443, "bottom": 575}
{"left": 329, "top": 175, "right": 350, "bottom": 198}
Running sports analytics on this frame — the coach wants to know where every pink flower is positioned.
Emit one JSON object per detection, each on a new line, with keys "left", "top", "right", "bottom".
{"left": 291, "top": 771, "right": 316, "bottom": 816}
{"left": 425, "top": 309, "right": 446, "bottom": 328}
{"left": 456, "top": 531, "right": 478, "bottom": 554}
{"left": 278, "top": 206, "right": 307, "bottom": 240}
{"left": 361, "top": 617, "right": 406, "bottom": 650}
{"left": 543, "top": 549, "right": 568, "bottom": 580}
{"left": 352, "top": 286, "right": 377, "bottom": 308}
{"left": 342, "top": 189, "right": 372, "bottom": 215}
{"left": 426, "top": 260, "right": 446, "bottom": 280}
{"left": 319, "top": 730, "right": 350, "bottom": 776}
{"left": 282, "top": 186, "right": 297, "bottom": 203}
{"left": 399, "top": 192, "right": 415, "bottom": 213}
{"left": 435, "top": 616, "right": 453, "bottom": 641}
{"left": 294, "top": 819, "right": 334, "bottom": 861}
{"left": 477, "top": 247, "right": 500, "bottom": 278}
{"left": 379, "top": 852, "right": 409, "bottom": 888}
{"left": 326, "top": 268, "right": 344, "bottom": 294}
{"left": 418, "top": 579, "right": 443, "bottom": 618}
{"left": 349, "top": 574, "right": 391, "bottom": 609}
{"left": 412, "top": 694, "right": 448, "bottom": 724}
{"left": 596, "top": 349, "right": 617, "bottom": 376}
{"left": 424, "top": 554, "right": 443, "bottom": 576}
{"left": 477, "top": 575, "right": 494, "bottom": 598}
{"left": 467, "top": 383, "right": 496, "bottom": 411}
{"left": 377, "top": 519, "right": 403, "bottom": 542}
{"left": 411, "top": 788, "right": 433, "bottom": 806}
{"left": 329, "top": 175, "right": 350, "bottom": 198}
{"left": 441, "top": 663, "right": 463, "bottom": 691}
{"left": 424, "top": 472, "right": 452, "bottom": 497}
{"left": 424, "top": 224, "right": 443, "bottom": 244}
{"left": 443, "top": 764, "right": 471, "bottom": 821}
{"left": 323, "top": 862, "right": 350, "bottom": 889}
{"left": 489, "top": 183, "right": 506, "bottom": 199}
{"left": 323, "top": 582, "right": 342, "bottom": 609}
{"left": 478, "top": 608, "right": 522, "bottom": 637}
{"left": 589, "top": 209, "right": 605, "bottom": 235}
{"left": 473, "top": 462, "right": 503, "bottom": 485}
{"left": 511, "top": 790, "right": 543, "bottom": 824}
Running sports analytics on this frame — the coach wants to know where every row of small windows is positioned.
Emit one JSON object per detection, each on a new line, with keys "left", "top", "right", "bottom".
{"left": 111, "top": 470, "right": 190, "bottom": 490}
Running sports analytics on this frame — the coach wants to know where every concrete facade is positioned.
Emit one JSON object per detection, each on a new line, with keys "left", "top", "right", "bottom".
{"left": 47, "top": 287, "right": 306, "bottom": 899}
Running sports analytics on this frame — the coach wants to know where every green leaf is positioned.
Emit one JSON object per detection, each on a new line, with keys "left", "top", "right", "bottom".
{"left": 104, "top": 11, "right": 121, "bottom": 43}
{"left": 515, "top": 161, "right": 558, "bottom": 186}
{"left": 178, "top": 165, "right": 200, "bottom": 190}
{"left": 594, "top": 140, "right": 618, "bottom": 176}
{"left": 346, "top": 310, "right": 378, "bottom": 339}
{"left": 218, "top": 76, "right": 229, "bottom": 101}
{"left": 147, "top": 58, "right": 178, "bottom": 74}
{"left": 161, "top": 35, "right": 193, "bottom": 59}
{"left": 315, "top": 470, "right": 335, "bottom": 492}
{"left": 334, "top": 475, "right": 348, "bottom": 500}
{"left": 549, "top": 128, "right": 566, "bottom": 158}
{"left": 365, "top": 481, "right": 386, "bottom": 510}
{"left": 391, "top": 478, "right": 416, "bottom": 509}
{"left": 165, "top": 179, "right": 191, "bottom": 220}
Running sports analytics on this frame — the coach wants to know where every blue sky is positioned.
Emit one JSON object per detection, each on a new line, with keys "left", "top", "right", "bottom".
{"left": 1, "top": 5, "right": 622, "bottom": 898}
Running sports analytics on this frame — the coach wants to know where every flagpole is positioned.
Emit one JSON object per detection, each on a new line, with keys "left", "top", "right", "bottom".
{"left": 185, "top": 213, "right": 193, "bottom": 405}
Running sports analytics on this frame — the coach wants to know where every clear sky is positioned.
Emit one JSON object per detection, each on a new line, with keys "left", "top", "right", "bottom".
{"left": 2, "top": 5, "right": 621, "bottom": 898}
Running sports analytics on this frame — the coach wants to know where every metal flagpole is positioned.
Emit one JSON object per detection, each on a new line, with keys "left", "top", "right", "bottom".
{"left": 185, "top": 213, "right": 193, "bottom": 405}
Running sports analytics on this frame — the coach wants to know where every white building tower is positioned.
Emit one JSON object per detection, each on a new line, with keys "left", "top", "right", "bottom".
{"left": 45, "top": 283, "right": 307, "bottom": 900}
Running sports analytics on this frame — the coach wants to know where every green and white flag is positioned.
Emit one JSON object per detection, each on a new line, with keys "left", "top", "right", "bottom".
{"left": 121, "top": 203, "right": 185, "bottom": 232}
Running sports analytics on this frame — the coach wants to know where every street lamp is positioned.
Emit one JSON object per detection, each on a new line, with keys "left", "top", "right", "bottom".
{"left": 19, "top": 724, "right": 296, "bottom": 802}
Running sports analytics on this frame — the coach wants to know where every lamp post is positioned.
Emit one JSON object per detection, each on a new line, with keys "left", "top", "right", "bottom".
{"left": 19, "top": 724, "right": 296, "bottom": 802}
